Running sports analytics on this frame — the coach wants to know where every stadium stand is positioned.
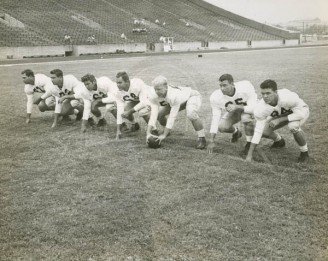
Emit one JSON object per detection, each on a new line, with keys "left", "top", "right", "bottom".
{"left": 0, "top": 0, "right": 299, "bottom": 49}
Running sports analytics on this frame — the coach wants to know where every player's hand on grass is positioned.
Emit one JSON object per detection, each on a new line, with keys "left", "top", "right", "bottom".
{"left": 207, "top": 141, "right": 215, "bottom": 154}
{"left": 245, "top": 154, "right": 252, "bottom": 162}
{"left": 81, "top": 120, "right": 87, "bottom": 133}
{"left": 116, "top": 131, "right": 122, "bottom": 140}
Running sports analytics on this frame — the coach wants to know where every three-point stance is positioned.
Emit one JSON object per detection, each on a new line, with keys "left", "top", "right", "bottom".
{"left": 81, "top": 73, "right": 119, "bottom": 128}
{"left": 246, "top": 79, "right": 310, "bottom": 163}
{"left": 115, "top": 71, "right": 154, "bottom": 139}
{"left": 49, "top": 69, "right": 92, "bottom": 132}
{"left": 207, "top": 74, "right": 257, "bottom": 154}
{"left": 147, "top": 75, "right": 206, "bottom": 149}
{"left": 22, "top": 69, "right": 56, "bottom": 123}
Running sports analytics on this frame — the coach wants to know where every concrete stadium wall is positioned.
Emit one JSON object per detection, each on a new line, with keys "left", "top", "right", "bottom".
{"left": 209, "top": 41, "right": 248, "bottom": 49}
{"left": 73, "top": 43, "right": 146, "bottom": 56}
{"left": 251, "top": 40, "right": 282, "bottom": 48}
{"left": 285, "top": 39, "right": 300, "bottom": 46}
{"left": 0, "top": 46, "right": 65, "bottom": 60}
{"left": 172, "top": 42, "right": 202, "bottom": 51}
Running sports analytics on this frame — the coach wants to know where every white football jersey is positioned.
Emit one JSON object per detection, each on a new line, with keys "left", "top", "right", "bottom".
{"left": 209, "top": 80, "right": 257, "bottom": 133}
{"left": 52, "top": 75, "right": 91, "bottom": 120}
{"left": 148, "top": 85, "right": 194, "bottom": 129}
{"left": 89, "top": 77, "right": 119, "bottom": 100}
{"left": 24, "top": 73, "right": 55, "bottom": 96}
{"left": 115, "top": 78, "right": 152, "bottom": 125}
{"left": 252, "top": 88, "right": 309, "bottom": 144}
{"left": 24, "top": 74, "right": 57, "bottom": 113}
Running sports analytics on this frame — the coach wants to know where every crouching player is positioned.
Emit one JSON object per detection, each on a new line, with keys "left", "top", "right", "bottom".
{"left": 246, "top": 79, "right": 310, "bottom": 163}
{"left": 114, "top": 71, "right": 155, "bottom": 139}
{"left": 49, "top": 69, "right": 92, "bottom": 133}
{"left": 207, "top": 74, "right": 258, "bottom": 154}
{"left": 146, "top": 75, "right": 206, "bottom": 149}
{"left": 81, "top": 73, "right": 119, "bottom": 127}
{"left": 21, "top": 69, "right": 56, "bottom": 123}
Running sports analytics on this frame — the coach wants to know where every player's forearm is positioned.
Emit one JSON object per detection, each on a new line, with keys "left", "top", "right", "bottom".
{"left": 26, "top": 94, "right": 33, "bottom": 114}
{"left": 163, "top": 127, "right": 171, "bottom": 137}
{"left": 146, "top": 124, "right": 153, "bottom": 136}
{"left": 246, "top": 143, "right": 257, "bottom": 161}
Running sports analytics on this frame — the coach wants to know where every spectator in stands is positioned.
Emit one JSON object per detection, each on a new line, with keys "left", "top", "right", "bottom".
{"left": 162, "top": 22, "right": 166, "bottom": 27}
{"left": 64, "top": 34, "right": 72, "bottom": 45}
{"left": 87, "top": 35, "right": 96, "bottom": 44}
{"left": 121, "top": 33, "right": 127, "bottom": 40}
{"left": 186, "top": 23, "right": 191, "bottom": 27}
{"left": 134, "top": 19, "right": 139, "bottom": 25}
{"left": 155, "top": 19, "right": 160, "bottom": 24}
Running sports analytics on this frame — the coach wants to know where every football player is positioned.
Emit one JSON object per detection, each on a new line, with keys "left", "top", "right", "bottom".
{"left": 81, "top": 73, "right": 119, "bottom": 127}
{"left": 21, "top": 69, "right": 56, "bottom": 124}
{"left": 114, "top": 71, "right": 155, "bottom": 139}
{"left": 49, "top": 69, "right": 92, "bottom": 133}
{"left": 246, "top": 79, "right": 310, "bottom": 163}
{"left": 146, "top": 75, "right": 206, "bottom": 149}
{"left": 207, "top": 74, "right": 258, "bottom": 154}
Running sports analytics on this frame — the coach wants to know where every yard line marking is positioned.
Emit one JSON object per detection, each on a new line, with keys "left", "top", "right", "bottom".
{"left": 0, "top": 56, "right": 148, "bottom": 67}
{"left": 0, "top": 45, "right": 327, "bottom": 67}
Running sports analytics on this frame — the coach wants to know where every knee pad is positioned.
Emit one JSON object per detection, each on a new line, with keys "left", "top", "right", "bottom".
{"left": 241, "top": 113, "right": 253, "bottom": 123}
{"left": 45, "top": 97, "right": 56, "bottom": 108}
{"left": 288, "top": 122, "right": 301, "bottom": 134}
{"left": 186, "top": 110, "right": 199, "bottom": 121}
{"left": 70, "top": 99, "right": 83, "bottom": 108}
{"left": 138, "top": 106, "right": 151, "bottom": 117}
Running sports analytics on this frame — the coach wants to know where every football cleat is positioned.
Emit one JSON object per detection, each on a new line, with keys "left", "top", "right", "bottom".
{"left": 97, "top": 118, "right": 106, "bottom": 127}
{"left": 244, "top": 142, "right": 251, "bottom": 154}
{"left": 297, "top": 151, "right": 309, "bottom": 164}
{"left": 76, "top": 110, "right": 83, "bottom": 121}
{"left": 130, "top": 122, "right": 140, "bottom": 132}
{"left": 270, "top": 138, "right": 286, "bottom": 148}
{"left": 88, "top": 117, "right": 96, "bottom": 126}
{"left": 231, "top": 129, "right": 242, "bottom": 143}
{"left": 120, "top": 122, "right": 129, "bottom": 132}
{"left": 196, "top": 137, "right": 206, "bottom": 149}
{"left": 61, "top": 115, "right": 71, "bottom": 122}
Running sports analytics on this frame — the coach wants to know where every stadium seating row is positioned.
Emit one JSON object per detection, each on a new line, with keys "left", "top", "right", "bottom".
{"left": 0, "top": 0, "right": 292, "bottom": 47}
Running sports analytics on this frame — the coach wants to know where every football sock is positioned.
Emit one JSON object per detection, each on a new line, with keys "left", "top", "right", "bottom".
{"left": 197, "top": 129, "right": 205, "bottom": 137}
{"left": 246, "top": 136, "right": 252, "bottom": 142}
{"left": 299, "top": 144, "right": 308, "bottom": 152}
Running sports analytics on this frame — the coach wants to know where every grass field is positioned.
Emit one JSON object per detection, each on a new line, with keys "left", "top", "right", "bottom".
{"left": 1, "top": 46, "right": 328, "bottom": 261}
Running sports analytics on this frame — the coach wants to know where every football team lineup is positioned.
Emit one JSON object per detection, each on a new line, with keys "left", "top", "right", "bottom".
{"left": 1, "top": 45, "right": 327, "bottom": 260}
{"left": 20, "top": 48, "right": 312, "bottom": 163}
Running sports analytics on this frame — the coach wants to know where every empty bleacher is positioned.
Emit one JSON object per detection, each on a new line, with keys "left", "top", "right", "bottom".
{"left": 0, "top": 0, "right": 297, "bottom": 47}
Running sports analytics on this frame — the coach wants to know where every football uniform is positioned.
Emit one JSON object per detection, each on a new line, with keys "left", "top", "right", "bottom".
{"left": 114, "top": 78, "right": 152, "bottom": 125}
{"left": 209, "top": 80, "right": 257, "bottom": 134}
{"left": 50, "top": 75, "right": 92, "bottom": 120}
{"left": 89, "top": 76, "right": 118, "bottom": 101}
{"left": 252, "top": 88, "right": 309, "bottom": 144}
{"left": 24, "top": 73, "right": 56, "bottom": 113}
{"left": 148, "top": 85, "right": 201, "bottom": 129}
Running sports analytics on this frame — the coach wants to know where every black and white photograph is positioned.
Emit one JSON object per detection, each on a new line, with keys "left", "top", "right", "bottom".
{"left": 0, "top": 0, "right": 327, "bottom": 260}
